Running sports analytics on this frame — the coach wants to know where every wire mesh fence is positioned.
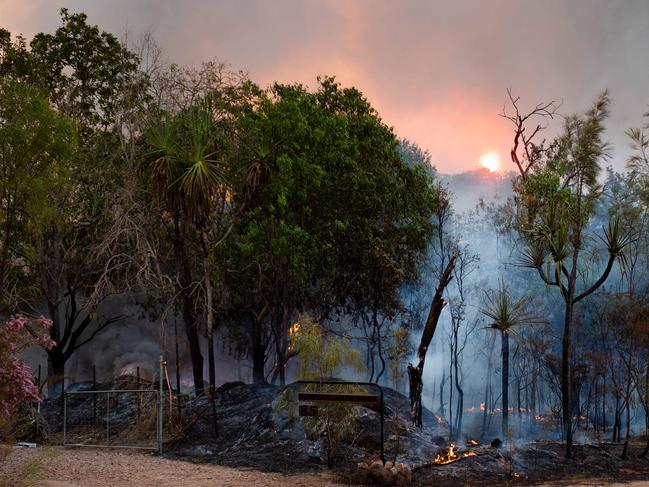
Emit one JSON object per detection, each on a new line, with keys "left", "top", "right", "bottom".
{"left": 63, "top": 389, "right": 161, "bottom": 451}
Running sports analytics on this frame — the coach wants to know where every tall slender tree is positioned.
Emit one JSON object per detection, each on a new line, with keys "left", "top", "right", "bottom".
{"left": 503, "top": 91, "right": 634, "bottom": 456}
{"left": 481, "top": 281, "right": 544, "bottom": 436}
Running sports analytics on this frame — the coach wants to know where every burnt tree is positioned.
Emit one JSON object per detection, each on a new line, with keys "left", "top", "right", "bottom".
{"left": 408, "top": 254, "right": 456, "bottom": 427}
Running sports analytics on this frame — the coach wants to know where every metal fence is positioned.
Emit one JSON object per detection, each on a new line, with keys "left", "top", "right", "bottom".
{"left": 63, "top": 389, "right": 162, "bottom": 451}
{"left": 63, "top": 357, "right": 166, "bottom": 452}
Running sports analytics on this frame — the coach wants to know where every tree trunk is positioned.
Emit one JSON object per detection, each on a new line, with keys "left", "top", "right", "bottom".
{"left": 561, "top": 295, "right": 574, "bottom": 457}
{"left": 501, "top": 331, "right": 509, "bottom": 437}
{"left": 200, "top": 230, "right": 216, "bottom": 393}
{"left": 439, "top": 374, "right": 446, "bottom": 418}
{"left": 0, "top": 204, "right": 14, "bottom": 307}
{"left": 252, "top": 316, "right": 266, "bottom": 384}
{"left": 47, "top": 351, "right": 66, "bottom": 398}
{"left": 174, "top": 216, "right": 204, "bottom": 393}
{"left": 408, "top": 255, "right": 456, "bottom": 427}
{"left": 642, "top": 360, "right": 649, "bottom": 458}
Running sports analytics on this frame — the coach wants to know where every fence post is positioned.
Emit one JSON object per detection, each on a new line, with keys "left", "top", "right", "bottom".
{"left": 137, "top": 366, "right": 141, "bottom": 417}
{"left": 92, "top": 364, "right": 96, "bottom": 422}
{"left": 158, "top": 356, "right": 164, "bottom": 454}
{"left": 63, "top": 392, "right": 67, "bottom": 446}
{"left": 106, "top": 391, "right": 110, "bottom": 446}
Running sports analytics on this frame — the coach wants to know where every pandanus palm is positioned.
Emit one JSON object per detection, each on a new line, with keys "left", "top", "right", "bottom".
{"left": 480, "top": 281, "right": 544, "bottom": 436}
{"left": 145, "top": 103, "right": 230, "bottom": 393}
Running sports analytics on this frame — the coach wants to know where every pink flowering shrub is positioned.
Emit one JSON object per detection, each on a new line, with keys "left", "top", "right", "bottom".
{"left": 0, "top": 315, "right": 55, "bottom": 417}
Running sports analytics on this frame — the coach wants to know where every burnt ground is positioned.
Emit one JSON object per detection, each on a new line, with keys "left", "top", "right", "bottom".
{"left": 410, "top": 441, "right": 649, "bottom": 486}
{"left": 31, "top": 379, "right": 649, "bottom": 485}
{"left": 166, "top": 381, "right": 448, "bottom": 472}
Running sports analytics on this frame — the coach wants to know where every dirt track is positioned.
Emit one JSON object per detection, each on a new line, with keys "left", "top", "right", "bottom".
{"left": 1, "top": 447, "right": 343, "bottom": 487}
{"left": 2, "top": 446, "right": 649, "bottom": 487}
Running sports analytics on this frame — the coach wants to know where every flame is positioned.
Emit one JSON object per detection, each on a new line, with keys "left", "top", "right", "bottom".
{"left": 466, "top": 404, "right": 486, "bottom": 413}
{"left": 288, "top": 322, "right": 301, "bottom": 353}
{"left": 433, "top": 443, "right": 478, "bottom": 465}
{"left": 289, "top": 322, "right": 300, "bottom": 336}
{"left": 468, "top": 439, "right": 479, "bottom": 446}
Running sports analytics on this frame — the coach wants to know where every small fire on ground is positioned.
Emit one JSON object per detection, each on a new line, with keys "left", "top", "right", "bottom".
{"left": 433, "top": 443, "right": 477, "bottom": 465}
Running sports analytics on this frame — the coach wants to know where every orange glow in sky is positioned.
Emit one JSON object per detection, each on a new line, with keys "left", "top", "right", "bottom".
{"left": 479, "top": 151, "right": 500, "bottom": 172}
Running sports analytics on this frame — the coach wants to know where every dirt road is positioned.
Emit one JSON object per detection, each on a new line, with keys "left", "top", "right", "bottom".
{"left": 1, "top": 447, "right": 343, "bottom": 487}
{"left": 2, "top": 446, "right": 649, "bottom": 487}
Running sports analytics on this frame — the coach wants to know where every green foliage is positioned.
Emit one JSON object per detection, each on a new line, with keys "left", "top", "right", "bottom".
{"left": 28, "top": 9, "right": 140, "bottom": 129}
{"left": 480, "top": 281, "right": 545, "bottom": 336}
{"left": 386, "top": 326, "right": 410, "bottom": 387}
{"left": 291, "top": 314, "right": 364, "bottom": 380}
{"left": 626, "top": 109, "right": 649, "bottom": 205}
{"left": 0, "top": 80, "right": 75, "bottom": 306}
{"left": 515, "top": 92, "right": 611, "bottom": 252}
{"left": 225, "top": 77, "right": 437, "bottom": 326}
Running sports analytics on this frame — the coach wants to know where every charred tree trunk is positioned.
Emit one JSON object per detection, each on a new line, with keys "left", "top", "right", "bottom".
{"left": 174, "top": 216, "right": 204, "bottom": 393}
{"left": 621, "top": 365, "right": 633, "bottom": 459}
{"left": 501, "top": 331, "right": 509, "bottom": 437}
{"left": 408, "top": 255, "right": 456, "bottom": 427}
{"left": 439, "top": 374, "right": 446, "bottom": 418}
{"left": 252, "top": 316, "right": 266, "bottom": 383}
{"left": 642, "top": 360, "right": 649, "bottom": 458}
{"left": 561, "top": 267, "right": 577, "bottom": 459}
{"left": 47, "top": 350, "right": 66, "bottom": 397}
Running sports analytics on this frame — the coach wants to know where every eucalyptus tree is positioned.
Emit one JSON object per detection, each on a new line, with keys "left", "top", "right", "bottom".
{"left": 480, "top": 281, "right": 544, "bottom": 436}
{"left": 0, "top": 80, "right": 73, "bottom": 308}
{"left": 0, "top": 11, "right": 144, "bottom": 391}
{"left": 503, "top": 91, "right": 634, "bottom": 456}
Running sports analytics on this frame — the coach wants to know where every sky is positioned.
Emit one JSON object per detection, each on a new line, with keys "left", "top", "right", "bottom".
{"left": 2, "top": 0, "right": 649, "bottom": 173}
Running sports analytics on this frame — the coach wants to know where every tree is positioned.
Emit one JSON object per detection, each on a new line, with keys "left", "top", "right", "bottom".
{"left": 407, "top": 179, "right": 456, "bottom": 428}
{"left": 284, "top": 313, "right": 364, "bottom": 468}
{"left": 407, "top": 253, "right": 456, "bottom": 427}
{"left": 503, "top": 91, "right": 633, "bottom": 456}
{"left": 1, "top": 11, "right": 144, "bottom": 392}
{"left": 446, "top": 246, "right": 479, "bottom": 438}
{"left": 225, "top": 77, "right": 436, "bottom": 385}
{"left": 0, "top": 80, "right": 73, "bottom": 308}
{"left": 480, "top": 281, "right": 544, "bottom": 436}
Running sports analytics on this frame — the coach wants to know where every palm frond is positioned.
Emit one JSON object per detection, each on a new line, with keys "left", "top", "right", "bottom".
{"left": 480, "top": 280, "right": 546, "bottom": 334}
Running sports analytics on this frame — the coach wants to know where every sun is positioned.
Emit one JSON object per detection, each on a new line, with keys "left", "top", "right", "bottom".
{"left": 479, "top": 151, "right": 500, "bottom": 172}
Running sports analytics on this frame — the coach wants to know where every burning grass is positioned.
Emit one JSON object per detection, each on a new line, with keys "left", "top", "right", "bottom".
{"left": 432, "top": 443, "right": 477, "bottom": 465}
{"left": 413, "top": 440, "right": 649, "bottom": 486}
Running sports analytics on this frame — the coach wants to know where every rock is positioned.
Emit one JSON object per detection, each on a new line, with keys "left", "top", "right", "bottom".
{"left": 384, "top": 460, "right": 394, "bottom": 469}
{"left": 353, "top": 465, "right": 370, "bottom": 484}
{"left": 373, "top": 466, "right": 395, "bottom": 486}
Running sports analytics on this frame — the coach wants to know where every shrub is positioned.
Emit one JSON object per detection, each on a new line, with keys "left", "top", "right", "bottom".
{"left": 0, "top": 316, "right": 54, "bottom": 442}
{"left": 284, "top": 314, "right": 365, "bottom": 468}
